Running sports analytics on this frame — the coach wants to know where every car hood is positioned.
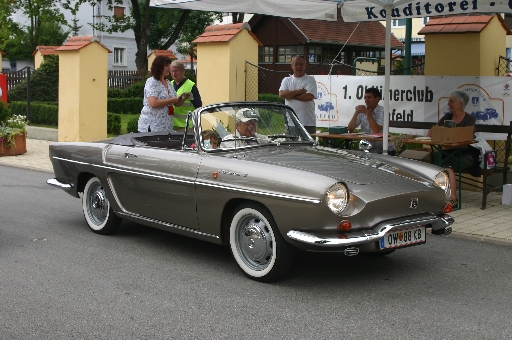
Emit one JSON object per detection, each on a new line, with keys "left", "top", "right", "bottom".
{"left": 234, "top": 145, "right": 440, "bottom": 186}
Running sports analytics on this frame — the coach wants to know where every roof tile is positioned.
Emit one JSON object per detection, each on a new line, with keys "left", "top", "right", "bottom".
{"left": 418, "top": 14, "right": 510, "bottom": 35}
{"left": 34, "top": 46, "right": 60, "bottom": 56}
{"left": 288, "top": 14, "right": 402, "bottom": 48}
{"left": 193, "top": 22, "right": 262, "bottom": 46}
{"left": 55, "top": 35, "right": 112, "bottom": 53}
{"left": 148, "top": 49, "right": 176, "bottom": 59}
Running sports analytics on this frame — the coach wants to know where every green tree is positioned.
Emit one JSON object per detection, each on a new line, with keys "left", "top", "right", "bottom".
{"left": 69, "top": 16, "right": 82, "bottom": 36}
{"left": 0, "top": 0, "right": 68, "bottom": 60}
{"left": 63, "top": 0, "right": 220, "bottom": 71}
{"left": 174, "top": 11, "right": 221, "bottom": 71}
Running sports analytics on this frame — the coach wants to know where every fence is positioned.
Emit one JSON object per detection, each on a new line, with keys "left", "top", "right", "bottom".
{"left": 245, "top": 60, "right": 425, "bottom": 99}
{"left": 497, "top": 55, "right": 511, "bottom": 76}
{"left": 4, "top": 68, "right": 148, "bottom": 91}
{"left": 108, "top": 70, "right": 147, "bottom": 89}
{"left": 4, "top": 68, "right": 33, "bottom": 91}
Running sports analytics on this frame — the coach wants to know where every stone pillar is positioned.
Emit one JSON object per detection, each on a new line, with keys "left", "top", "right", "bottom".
{"left": 55, "top": 36, "right": 111, "bottom": 142}
{"left": 193, "top": 23, "right": 262, "bottom": 105}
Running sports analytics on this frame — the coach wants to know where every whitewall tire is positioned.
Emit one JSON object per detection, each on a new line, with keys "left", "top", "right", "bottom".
{"left": 229, "top": 203, "right": 294, "bottom": 282}
{"left": 82, "top": 177, "right": 121, "bottom": 235}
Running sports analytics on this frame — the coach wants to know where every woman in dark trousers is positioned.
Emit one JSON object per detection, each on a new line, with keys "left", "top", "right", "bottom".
{"left": 427, "top": 90, "right": 477, "bottom": 209}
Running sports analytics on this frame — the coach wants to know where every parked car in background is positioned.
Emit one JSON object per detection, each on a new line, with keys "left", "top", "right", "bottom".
{"left": 47, "top": 102, "right": 454, "bottom": 282}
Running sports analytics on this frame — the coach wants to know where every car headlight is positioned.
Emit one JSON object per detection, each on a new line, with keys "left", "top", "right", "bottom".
{"left": 326, "top": 183, "right": 349, "bottom": 215}
{"left": 433, "top": 171, "right": 450, "bottom": 198}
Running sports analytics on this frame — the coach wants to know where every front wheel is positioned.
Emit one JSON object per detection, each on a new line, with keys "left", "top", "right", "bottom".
{"left": 229, "top": 203, "right": 294, "bottom": 282}
{"left": 82, "top": 177, "right": 121, "bottom": 235}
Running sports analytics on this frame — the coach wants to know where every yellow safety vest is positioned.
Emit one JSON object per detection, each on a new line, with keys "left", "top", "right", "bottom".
{"left": 171, "top": 79, "right": 195, "bottom": 128}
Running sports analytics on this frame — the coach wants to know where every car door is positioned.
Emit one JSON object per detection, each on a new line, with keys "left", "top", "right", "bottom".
{"left": 104, "top": 144, "right": 200, "bottom": 229}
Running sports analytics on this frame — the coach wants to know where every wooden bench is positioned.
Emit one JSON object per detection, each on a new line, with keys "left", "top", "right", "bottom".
{"left": 390, "top": 121, "right": 512, "bottom": 209}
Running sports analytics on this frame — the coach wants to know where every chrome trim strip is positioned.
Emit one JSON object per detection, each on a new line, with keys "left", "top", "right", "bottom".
{"left": 46, "top": 178, "right": 73, "bottom": 190}
{"left": 116, "top": 212, "right": 219, "bottom": 239}
{"left": 197, "top": 181, "right": 321, "bottom": 203}
{"left": 53, "top": 156, "right": 196, "bottom": 185}
{"left": 51, "top": 156, "right": 321, "bottom": 204}
{"left": 287, "top": 213, "right": 454, "bottom": 247}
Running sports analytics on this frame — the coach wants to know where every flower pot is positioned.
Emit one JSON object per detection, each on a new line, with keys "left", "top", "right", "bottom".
{"left": 0, "top": 132, "right": 27, "bottom": 156}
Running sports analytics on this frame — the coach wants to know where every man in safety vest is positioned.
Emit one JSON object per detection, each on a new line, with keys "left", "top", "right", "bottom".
{"left": 170, "top": 60, "right": 203, "bottom": 130}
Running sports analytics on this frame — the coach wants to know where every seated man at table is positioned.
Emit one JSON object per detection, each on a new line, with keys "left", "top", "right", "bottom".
{"left": 347, "top": 87, "right": 396, "bottom": 155}
{"left": 427, "top": 89, "right": 479, "bottom": 209}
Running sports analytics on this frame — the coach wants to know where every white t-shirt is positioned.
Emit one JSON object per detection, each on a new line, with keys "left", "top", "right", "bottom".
{"left": 279, "top": 74, "right": 317, "bottom": 127}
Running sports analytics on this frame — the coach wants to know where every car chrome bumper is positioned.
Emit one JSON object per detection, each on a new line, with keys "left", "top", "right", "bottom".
{"left": 287, "top": 213, "right": 454, "bottom": 248}
{"left": 47, "top": 178, "right": 73, "bottom": 191}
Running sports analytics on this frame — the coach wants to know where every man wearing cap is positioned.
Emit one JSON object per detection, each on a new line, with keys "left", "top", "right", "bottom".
{"left": 170, "top": 60, "right": 202, "bottom": 131}
{"left": 278, "top": 55, "right": 317, "bottom": 134}
{"left": 222, "top": 108, "right": 269, "bottom": 148}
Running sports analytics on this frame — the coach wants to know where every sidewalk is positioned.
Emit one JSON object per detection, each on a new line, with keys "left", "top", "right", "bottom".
{"left": 1, "top": 138, "right": 511, "bottom": 246}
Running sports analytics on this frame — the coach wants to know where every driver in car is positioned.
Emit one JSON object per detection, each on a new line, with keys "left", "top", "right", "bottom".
{"left": 221, "top": 108, "right": 269, "bottom": 148}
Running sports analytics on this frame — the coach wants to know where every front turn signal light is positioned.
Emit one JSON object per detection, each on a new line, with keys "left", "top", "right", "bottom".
{"left": 338, "top": 220, "right": 352, "bottom": 231}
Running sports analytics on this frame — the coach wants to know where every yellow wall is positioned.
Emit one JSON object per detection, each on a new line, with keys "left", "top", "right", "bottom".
{"left": 480, "top": 16, "right": 506, "bottom": 76}
{"left": 147, "top": 54, "right": 156, "bottom": 71}
{"left": 58, "top": 42, "right": 108, "bottom": 142}
{"left": 425, "top": 33, "right": 480, "bottom": 76}
{"left": 425, "top": 15, "right": 506, "bottom": 76}
{"left": 197, "top": 44, "right": 231, "bottom": 105}
{"left": 196, "top": 29, "right": 259, "bottom": 105}
{"left": 355, "top": 59, "right": 380, "bottom": 74}
{"left": 34, "top": 51, "right": 44, "bottom": 69}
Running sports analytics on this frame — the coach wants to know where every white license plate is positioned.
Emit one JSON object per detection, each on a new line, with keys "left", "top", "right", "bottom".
{"left": 379, "top": 226, "right": 426, "bottom": 249}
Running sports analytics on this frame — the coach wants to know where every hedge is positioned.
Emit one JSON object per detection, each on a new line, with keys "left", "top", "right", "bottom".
{"left": 0, "top": 101, "right": 10, "bottom": 123}
{"left": 107, "top": 113, "right": 121, "bottom": 135}
{"left": 127, "top": 116, "right": 139, "bottom": 133}
{"left": 107, "top": 98, "right": 143, "bottom": 114}
{"left": 9, "top": 101, "right": 58, "bottom": 125}
{"left": 258, "top": 93, "right": 284, "bottom": 104}
{"left": 8, "top": 101, "right": 121, "bottom": 134}
{"left": 108, "top": 80, "right": 146, "bottom": 99}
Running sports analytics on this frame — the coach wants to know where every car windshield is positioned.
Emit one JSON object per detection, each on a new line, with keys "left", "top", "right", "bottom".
{"left": 198, "top": 104, "right": 314, "bottom": 151}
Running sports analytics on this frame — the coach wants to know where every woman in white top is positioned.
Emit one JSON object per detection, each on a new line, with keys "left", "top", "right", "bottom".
{"left": 138, "top": 56, "right": 191, "bottom": 132}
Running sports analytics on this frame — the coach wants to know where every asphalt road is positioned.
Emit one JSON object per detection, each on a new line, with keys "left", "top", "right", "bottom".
{"left": 1, "top": 165, "right": 512, "bottom": 339}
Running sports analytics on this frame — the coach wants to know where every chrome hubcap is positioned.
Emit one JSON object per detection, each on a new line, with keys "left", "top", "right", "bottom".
{"left": 237, "top": 216, "right": 273, "bottom": 270}
{"left": 87, "top": 183, "right": 108, "bottom": 226}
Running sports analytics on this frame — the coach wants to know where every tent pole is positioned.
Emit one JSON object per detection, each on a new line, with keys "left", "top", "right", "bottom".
{"left": 383, "top": 5, "right": 392, "bottom": 155}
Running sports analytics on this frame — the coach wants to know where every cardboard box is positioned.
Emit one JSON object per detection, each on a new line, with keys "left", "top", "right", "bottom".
{"left": 399, "top": 148, "right": 432, "bottom": 163}
{"left": 431, "top": 125, "right": 474, "bottom": 143}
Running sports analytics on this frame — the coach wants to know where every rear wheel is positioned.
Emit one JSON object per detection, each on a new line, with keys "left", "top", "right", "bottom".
{"left": 82, "top": 177, "right": 121, "bottom": 235}
{"left": 229, "top": 203, "right": 294, "bottom": 282}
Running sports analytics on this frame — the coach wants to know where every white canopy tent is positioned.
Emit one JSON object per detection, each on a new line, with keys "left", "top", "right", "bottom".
{"left": 150, "top": 0, "right": 512, "bottom": 153}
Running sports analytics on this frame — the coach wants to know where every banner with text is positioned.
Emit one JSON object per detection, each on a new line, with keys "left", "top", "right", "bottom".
{"left": 340, "top": 0, "right": 511, "bottom": 22}
{"left": 314, "top": 75, "right": 512, "bottom": 140}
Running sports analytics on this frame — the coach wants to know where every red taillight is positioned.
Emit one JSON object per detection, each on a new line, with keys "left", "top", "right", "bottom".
{"left": 444, "top": 204, "right": 453, "bottom": 213}
{"left": 338, "top": 220, "right": 352, "bottom": 231}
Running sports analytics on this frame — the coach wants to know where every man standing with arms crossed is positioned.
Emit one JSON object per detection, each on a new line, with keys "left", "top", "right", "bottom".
{"left": 279, "top": 55, "right": 317, "bottom": 134}
{"left": 170, "top": 60, "right": 203, "bottom": 131}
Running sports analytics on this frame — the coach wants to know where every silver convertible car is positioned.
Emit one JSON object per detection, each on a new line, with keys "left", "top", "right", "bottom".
{"left": 47, "top": 102, "right": 454, "bottom": 282}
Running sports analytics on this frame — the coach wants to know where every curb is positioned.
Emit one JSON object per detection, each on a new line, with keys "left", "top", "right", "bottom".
{"left": 448, "top": 231, "right": 512, "bottom": 247}
{"left": 26, "top": 126, "right": 58, "bottom": 141}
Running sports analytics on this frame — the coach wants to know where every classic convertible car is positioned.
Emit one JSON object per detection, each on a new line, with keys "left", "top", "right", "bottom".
{"left": 47, "top": 102, "right": 454, "bottom": 282}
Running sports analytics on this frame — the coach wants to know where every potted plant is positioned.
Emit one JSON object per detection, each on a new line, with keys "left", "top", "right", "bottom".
{"left": 0, "top": 113, "right": 28, "bottom": 156}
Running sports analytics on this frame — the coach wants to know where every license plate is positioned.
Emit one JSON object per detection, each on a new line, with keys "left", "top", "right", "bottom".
{"left": 379, "top": 226, "right": 426, "bottom": 249}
